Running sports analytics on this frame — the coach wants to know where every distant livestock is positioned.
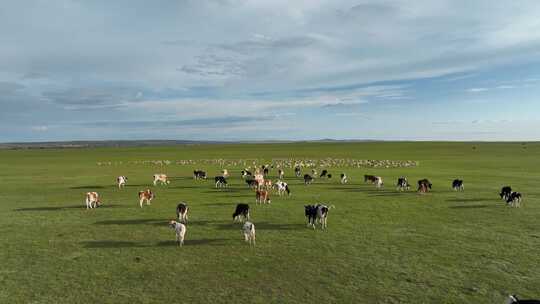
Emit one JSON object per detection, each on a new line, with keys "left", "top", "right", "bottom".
{"left": 245, "top": 179, "right": 258, "bottom": 189}
{"left": 294, "top": 166, "right": 301, "bottom": 177}
{"left": 176, "top": 202, "right": 189, "bottom": 223}
{"left": 274, "top": 181, "right": 291, "bottom": 196}
{"left": 241, "top": 170, "right": 252, "bottom": 179}
{"left": 304, "top": 204, "right": 333, "bottom": 230}
{"left": 375, "top": 176, "right": 384, "bottom": 188}
{"left": 506, "top": 192, "right": 522, "bottom": 207}
{"left": 304, "top": 174, "right": 314, "bottom": 185}
{"left": 500, "top": 186, "right": 512, "bottom": 201}
{"left": 320, "top": 169, "right": 328, "bottom": 178}
{"left": 85, "top": 192, "right": 101, "bottom": 209}
{"left": 417, "top": 179, "right": 432, "bottom": 193}
{"left": 506, "top": 294, "right": 540, "bottom": 303}
{"left": 233, "top": 204, "right": 250, "bottom": 222}
{"left": 242, "top": 221, "right": 256, "bottom": 246}
{"left": 169, "top": 220, "right": 186, "bottom": 246}
{"left": 396, "top": 177, "right": 410, "bottom": 191}
{"left": 452, "top": 179, "right": 464, "bottom": 191}
{"left": 278, "top": 169, "right": 284, "bottom": 180}
{"left": 138, "top": 189, "right": 155, "bottom": 208}
{"left": 340, "top": 173, "right": 348, "bottom": 184}
{"left": 193, "top": 170, "right": 207, "bottom": 180}
{"left": 364, "top": 175, "right": 378, "bottom": 183}
{"left": 116, "top": 176, "right": 127, "bottom": 189}
{"left": 255, "top": 189, "right": 271, "bottom": 204}
{"left": 221, "top": 169, "right": 229, "bottom": 178}
{"left": 215, "top": 176, "right": 228, "bottom": 188}
{"left": 153, "top": 174, "right": 170, "bottom": 186}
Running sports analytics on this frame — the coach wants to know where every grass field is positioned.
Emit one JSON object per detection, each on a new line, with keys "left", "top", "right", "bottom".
{"left": 1, "top": 142, "right": 539, "bottom": 303}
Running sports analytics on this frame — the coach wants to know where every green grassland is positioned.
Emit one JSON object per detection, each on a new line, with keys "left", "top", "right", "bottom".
{"left": 1, "top": 142, "right": 539, "bottom": 303}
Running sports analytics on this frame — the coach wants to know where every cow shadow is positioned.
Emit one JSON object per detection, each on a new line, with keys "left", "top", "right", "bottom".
{"left": 214, "top": 221, "right": 304, "bottom": 231}
{"left": 156, "top": 238, "right": 230, "bottom": 247}
{"left": 94, "top": 218, "right": 166, "bottom": 226}
{"left": 446, "top": 198, "right": 495, "bottom": 203}
{"left": 70, "top": 185, "right": 106, "bottom": 189}
{"left": 14, "top": 205, "right": 83, "bottom": 212}
{"left": 448, "top": 205, "right": 495, "bottom": 209}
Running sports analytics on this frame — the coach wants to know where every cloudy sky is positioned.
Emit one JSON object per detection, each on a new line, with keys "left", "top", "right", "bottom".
{"left": 2, "top": 0, "right": 540, "bottom": 142}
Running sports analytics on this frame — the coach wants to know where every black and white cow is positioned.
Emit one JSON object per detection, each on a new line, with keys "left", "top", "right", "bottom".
{"left": 304, "top": 204, "right": 333, "bottom": 230}
{"left": 278, "top": 169, "right": 284, "bottom": 180}
{"left": 364, "top": 175, "right": 378, "bottom": 183}
{"left": 506, "top": 192, "right": 522, "bottom": 207}
{"left": 294, "top": 166, "right": 301, "bottom": 177}
{"left": 319, "top": 169, "right": 328, "bottom": 178}
{"left": 241, "top": 170, "right": 253, "bottom": 179}
{"left": 274, "top": 181, "right": 291, "bottom": 196}
{"left": 452, "top": 179, "right": 464, "bottom": 191}
{"left": 396, "top": 177, "right": 410, "bottom": 191}
{"left": 304, "top": 174, "right": 314, "bottom": 185}
{"left": 500, "top": 186, "right": 512, "bottom": 201}
{"left": 116, "top": 176, "right": 127, "bottom": 189}
{"left": 215, "top": 176, "right": 228, "bottom": 188}
{"left": 193, "top": 170, "right": 207, "bottom": 180}
{"left": 506, "top": 294, "right": 540, "bottom": 303}
{"left": 245, "top": 179, "right": 258, "bottom": 189}
{"left": 176, "top": 202, "right": 189, "bottom": 223}
{"left": 340, "top": 173, "right": 348, "bottom": 184}
{"left": 233, "top": 204, "right": 250, "bottom": 222}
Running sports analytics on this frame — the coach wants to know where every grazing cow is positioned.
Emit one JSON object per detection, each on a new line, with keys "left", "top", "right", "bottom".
{"left": 304, "top": 174, "right": 314, "bottom": 185}
{"left": 500, "top": 186, "right": 512, "bottom": 201}
{"left": 116, "top": 176, "right": 127, "bottom": 189}
{"left": 417, "top": 179, "right": 432, "bottom": 193}
{"left": 320, "top": 169, "right": 328, "bottom": 178}
{"left": 153, "top": 174, "right": 170, "bottom": 186}
{"left": 278, "top": 169, "right": 284, "bottom": 180}
{"left": 374, "top": 176, "right": 384, "bottom": 188}
{"left": 169, "top": 220, "right": 186, "bottom": 246}
{"left": 233, "top": 204, "right": 250, "bottom": 222}
{"left": 176, "top": 202, "right": 189, "bottom": 223}
{"left": 255, "top": 189, "right": 271, "bottom": 204}
{"left": 246, "top": 179, "right": 258, "bottom": 189}
{"left": 85, "top": 192, "right": 101, "bottom": 209}
{"left": 193, "top": 170, "right": 207, "bottom": 180}
{"left": 364, "top": 175, "right": 378, "bottom": 183}
{"left": 304, "top": 204, "right": 333, "bottom": 230}
{"left": 506, "top": 192, "right": 522, "bottom": 207}
{"left": 138, "top": 189, "right": 155, "bottom": 208}
{"left": 241, "top": 170, "right": 252, "bottom": 179}
{"left": 242, "top": 221, "right": 256, "bottom": 246}
{"left": 340, "top": 173, "right": 348, "bottom": 184}
{"left": 215, "top": 176, "right": 228, "bottom": 188}
{"left": 506, "top": 294, "right": 540, "bottom": 303}
{"left": 396, "top": 177, "right": 410, "bottom": 191}
{"left": 452, "top": 179, "right": 464, "bottom": 191}
{"left": 221, "top": 169, "right": 229, "bottom": 178}
{"left": 294, "top": 166, "right": 301, "bottom": 177}
{"left": 274, "top": 181, "right": 291, "bottom": 196}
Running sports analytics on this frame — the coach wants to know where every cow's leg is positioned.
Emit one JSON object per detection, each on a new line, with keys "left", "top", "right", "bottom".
{"left": 139, "top": 198, "right": 144, "bottom": 208}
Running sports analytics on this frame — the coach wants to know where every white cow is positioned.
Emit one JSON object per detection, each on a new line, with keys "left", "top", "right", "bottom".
{"left": 242, "top": 221, "right": 256, "bottom": 246}
{"left": 153, "top": 174, "right": 170, "bottom": 186}
{"left": 169, "top": 220, "right": 186, "bottom": 246}
{"left": 85, "top": 192, "right": 101, "bottom": 209}
{"left": 116, "top": 176, "right": 127, "bottom": 189}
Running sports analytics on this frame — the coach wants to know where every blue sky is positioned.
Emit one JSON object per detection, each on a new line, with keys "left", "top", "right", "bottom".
{"left": 1, "top": 0, "right": 540, "bottom": 142}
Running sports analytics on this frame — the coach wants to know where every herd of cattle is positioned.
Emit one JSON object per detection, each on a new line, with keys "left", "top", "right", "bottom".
{"left": 84, "top": 165, "right": 524, "bottom": 246}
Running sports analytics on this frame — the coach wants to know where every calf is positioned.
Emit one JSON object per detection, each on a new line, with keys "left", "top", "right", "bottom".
{"left": 452, "top": 179, "right": 464, "bottom": 191}
{"left": 417, "top": 179, "right": 432, "bottom": 193}
{"left": 278, "top": 169, "right": 284, "bottom": 180}
{"left": 153, "top": 174, "right": 170, "bottom": 186}
{"left": 242, "top": 221, "right": 256, "bottom": 246}
{"left": 364, "top": 175, "right": 378, "bottom": 183}
{"left": 138, "top": 189, "right": 155, "bottom": 208}
{"left": 233, "top": 204, "right": 250, "bottom": 222}
{"left": 116, "top": 176, "right": 127, "bottom": 189}
{"left": 506, "top": 192, "right": 522, "bottom": 207}
{"left": 176, "top": 202, "right": 189, "bottom": 223}
{"left": 500, "top": 186, "right": 512, "bottom": 201}
{"left": 255, "top": 189, "right": 271, "bottom": 204}
{"left": 193, "top": 170, "right": 207, "bottom": 180}
{"left": 274, "top": 181, "right": 291, "bottom": 196}
{"left": 85, "top": 192, "right": 101, "bottom": 209}
{"left": 396, "top": 177, "right": 410, "bottom": 191}
{"left": 169, "top": 220, "right": 186, "bottom": 246}
{"left": 304, "top": 174, "right": 314, "bottom": 185}
{"left": 215, "top": 176, "right": 228, "bottom": 188}
{"left": 340, "top": 173, "right": 348, "bottom": 184}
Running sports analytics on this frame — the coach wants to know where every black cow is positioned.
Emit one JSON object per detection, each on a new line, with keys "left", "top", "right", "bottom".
{"left": 500, "top": 186, "right": 512, "bottom": 200}
{"left": 327, "top": 174, "right": 332, "bottom": 179}
{"left": 452, "top": 179, "right": 464, "bottom": 191}
{"left": 241, "top": 170, "right": 252, "bottom": 179}
{"left": 304, "top": 174, "right": 314, "bottom": 185}
{"left": 396, "top": 177, "right": 410, "bottom": 191}
{"left": 245, "top": 179, "right": 258, "bottom": 189}
{"left": 417, "top": 179, "right": 432, "bottom": 193}
{"left": 193, "top": 170, "right": 207, "bottom": 180}
{"left": 215, "top": 176, "right": 228, "bottom": 188}
{"left": 506, "top": 192, "right": 522, "bottom": 207}
{"left": 233, "top": 204, "right": 250, "bottom": 222}
{"left": 320, "top": 169, "right": 328, "bottom": 178}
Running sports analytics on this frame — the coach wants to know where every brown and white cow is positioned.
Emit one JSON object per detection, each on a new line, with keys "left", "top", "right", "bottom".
{"left": 85, "top": 192, "right": 101, "bottom": 209}
{"left": 138, "top": 189, "right": 155, "bottom": 208}
{"left": 153, "top": 174, "right": 170, "bottom": 186}
{"left": 256, "top": 189, "right": 271, "bottom": 204}
{"left": 253, "top": 173, "right": 265, "bottom": 189}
